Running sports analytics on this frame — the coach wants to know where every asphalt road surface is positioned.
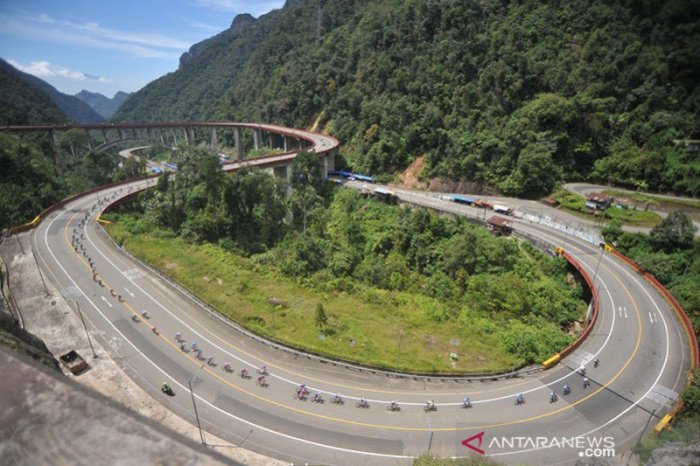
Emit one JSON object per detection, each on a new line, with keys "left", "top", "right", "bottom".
{"left": 29, "top": 175, "right": 693, "bottom": 465}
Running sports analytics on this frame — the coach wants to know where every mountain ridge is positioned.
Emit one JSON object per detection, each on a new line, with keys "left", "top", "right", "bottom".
{"left": 114, "top": 0, "right": 700, "bottom": 197}
{"left": 0, "top": 58, "right": 70, "bottom": 125}
{"left": 0, "top": 59, "right": 104, "bottom": 124}
{"left": 75, "top": 90, "right": 131, "bottom": 120}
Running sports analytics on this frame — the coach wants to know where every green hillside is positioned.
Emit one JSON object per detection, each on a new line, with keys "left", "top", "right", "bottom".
{"left": 114, "top": 0, "right": 699, "bottom": 197}
{"left": 0, "top": 59, "right": 69, "bottom": 125}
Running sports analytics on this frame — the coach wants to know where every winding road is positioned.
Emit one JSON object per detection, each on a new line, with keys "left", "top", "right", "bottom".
{"left": 25, "top": 125, "right": 695, "bottom": 465}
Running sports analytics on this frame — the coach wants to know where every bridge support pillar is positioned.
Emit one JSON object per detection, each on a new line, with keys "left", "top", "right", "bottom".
{"left": 118, "top": 129, "right": 124, "bottom": 140}
{"left": 50, "top": 130, "right": 59, "bottom": 152}
{"left": 186, "top": 127, "right": 195, "bottom": 145}
{"left": 283, "top": 136, "right": 289, "bottom": 152}
{"left": 234, "top": 127, "right": 244, "bottom": 160}
{"left": 323, "top": 151, "right": 335, "bottom": 178}
{"left": 253, "top": 129, "right": 261, "bottom": 150}
{"left": 101, "top": 129, "right": 107, "bottom": 143}
{"left": 211, "top": 128, "right": 218, "bottom": 150}
{"left": 160, "top": 129, "right": 165, "bottom": 145}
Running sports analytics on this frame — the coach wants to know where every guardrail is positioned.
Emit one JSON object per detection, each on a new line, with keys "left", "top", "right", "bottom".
{"left": 608, "top": 246, "right": 698, "bottom": 433}
{"left": 608, "top": 248, "right": 698, "bottom": 369}
{"left": 8, "top": 174, "right": 158, "bottom": 235}
{"left": 541, "top": 247, "right": 600, "bottom": 368}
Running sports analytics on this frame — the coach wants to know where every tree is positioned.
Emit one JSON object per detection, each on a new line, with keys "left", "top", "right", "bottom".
{"left": 315, "top": 302, "right": 328, "bottom": 329}
{"left": 650, "top": 211, "right": 697, "bottom": 252}
{"left": 114, "top": 156, "right": 146, "bottom": 181}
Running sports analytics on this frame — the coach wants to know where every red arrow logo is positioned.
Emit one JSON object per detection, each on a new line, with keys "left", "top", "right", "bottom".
{"left": 462, "top": 432, "right": 486, "bottom": 455}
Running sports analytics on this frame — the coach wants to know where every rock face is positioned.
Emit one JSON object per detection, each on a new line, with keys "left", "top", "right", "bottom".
{"left": 179, "top": 13, "right": 256, "bottom": 69}
{"left": 230, "top": 13, "right": 255, "bottom": 32}
{"left": 646, "top": 442, "right": 700, "bottom": 466}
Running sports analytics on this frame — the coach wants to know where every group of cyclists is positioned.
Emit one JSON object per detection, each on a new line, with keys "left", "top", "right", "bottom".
{"left": 164, "top": 331, "right": 602, "bottom": 412}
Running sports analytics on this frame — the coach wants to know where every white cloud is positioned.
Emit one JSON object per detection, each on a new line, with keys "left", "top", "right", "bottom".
{"left": 0, "top": 12, "right": 187, "bottom": 59}
{"left": 191, "top": 0, "right": 284, "bottom": 17}
{"left": 8, "top": 59, "right": 111, "bottom": 83}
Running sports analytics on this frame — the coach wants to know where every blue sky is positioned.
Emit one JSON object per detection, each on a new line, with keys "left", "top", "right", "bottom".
{"left": 0, "top": 0, "right": 284, "bottom": 98}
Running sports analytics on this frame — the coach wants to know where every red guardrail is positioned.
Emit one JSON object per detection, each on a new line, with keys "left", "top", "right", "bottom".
{"left": 609, "top": 247, "right": 698, "bottom": 368}
{"left": 558, "top": 250, "right": 599, "bottom": 358}
{"left": 8, "top": 174, "right": 158, "bottom": 235}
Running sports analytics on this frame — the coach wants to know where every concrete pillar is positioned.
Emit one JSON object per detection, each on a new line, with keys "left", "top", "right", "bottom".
{"left": 160, "top": 129, "right": 165, "bottom": 145}
{"left": 211, "top": 127, "right": 218, "bottom": 150}
{"left": 283, "top": 136, "right": 289, "bottom": 152}
{"left": 253, "top": 129, "right": 261, "bottom": 150}
{"left": 50, "top": 130, "right": 59, "bottom": 152}
{"left": 101, "top": 129, "right": 107, "bottom": 143}
{"left": 118, "top": 129, "right": 124, "bottom": 140}
{"left": 323, "top": 151, "right": 335, "bottom": 178}
{"left": 234, "top": 127, "right": 244, "bottom": 160}
{"left": 186, "top": 127, "right": 195, "bottom": 145}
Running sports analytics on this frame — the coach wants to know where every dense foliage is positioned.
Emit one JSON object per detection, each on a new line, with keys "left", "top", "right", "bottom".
{"left": 0, "top": 130, "right": 142, "bottom": 230}
{"left": 120, "top": 148, "right": 584, "bottom": 364}
{"left": 115, "top": 0, "right": 699, "bottom": 197}
{"left": 0, "top": 59, "right": 69, "bottom": 126}
{"left": 0, "top": 58, "right": 104, "bottom": 124}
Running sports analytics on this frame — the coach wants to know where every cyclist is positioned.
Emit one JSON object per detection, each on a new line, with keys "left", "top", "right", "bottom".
{"left": 593, "top": 357, "right": 600, "bottom": 368}
{"left": 463, "top": 397, "right": 472, "bottom": 408}
{"left": 563, "top": 383, "right": 571, "bottom": 395}
{"left": 583, "top": 377, "right": 590, "bottom": 388}
{"left": 516, "top": 393, "right": 525, "bottom": 405}
{"left": 241, "top": 368, "right": 249, "bottom": 378}
{"left": 550, "top": 391, "right": 558, "bottom": 403}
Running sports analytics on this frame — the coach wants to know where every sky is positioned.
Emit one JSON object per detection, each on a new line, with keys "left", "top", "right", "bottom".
{"left": 0, "top": 0, "right": 285, "bottom": 98}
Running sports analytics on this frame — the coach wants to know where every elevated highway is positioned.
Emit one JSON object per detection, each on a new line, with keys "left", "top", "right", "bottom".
{"left": 8, "top": 123, "right": 696, "bottom": 465}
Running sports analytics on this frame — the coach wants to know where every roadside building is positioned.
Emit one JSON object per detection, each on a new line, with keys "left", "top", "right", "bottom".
{"left": 585, "top": 193, "right": 612, "bottom": 211}
{"left": 487, "top": 216, "right": 512, "bottom": 236}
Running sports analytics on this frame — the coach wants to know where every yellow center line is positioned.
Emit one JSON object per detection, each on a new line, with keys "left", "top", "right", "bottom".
{"left": 65, "top": 200, "right": 648, "bottom": 432}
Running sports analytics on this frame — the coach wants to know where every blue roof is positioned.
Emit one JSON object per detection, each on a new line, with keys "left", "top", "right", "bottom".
{"left": 452, "top": 195, "right": 476, "bottom": 203}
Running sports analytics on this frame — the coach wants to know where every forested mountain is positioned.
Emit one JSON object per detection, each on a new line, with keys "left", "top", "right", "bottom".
{"left": 114, "top": 0, "right": 700, "bottom": 197}
{"left": 0, "top": 59, "right": 69, "bottom": 125}
{"left": 0, "top": 59, "right": 104, "bottom": 124}
{"left": 75, "top": 90, "right": 131, "bottom": 120}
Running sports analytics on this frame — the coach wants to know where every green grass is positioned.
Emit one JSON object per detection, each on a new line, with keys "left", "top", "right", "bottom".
{"left": 106, "top": 220, "right": 523, "bottom": 374}
{"left": 602, "top": 189, "right": 700, "bottom": 210}
{"left": 551, "top": 187, "right": 662, "bottom": 227}
{"left": 245, "top": 147, "right": 286, "bottom": 159}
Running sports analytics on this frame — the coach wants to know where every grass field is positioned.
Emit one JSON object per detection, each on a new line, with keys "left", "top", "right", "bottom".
{"left": 106, "top": 220, "right": 528, "bottom": 374}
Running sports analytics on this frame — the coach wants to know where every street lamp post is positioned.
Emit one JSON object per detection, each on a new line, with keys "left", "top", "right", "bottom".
{"left": 75, "top": 300, "right": 97, "bottom": 358}
{"left": 189, "top": 365, "right": 206, "bottom": 445}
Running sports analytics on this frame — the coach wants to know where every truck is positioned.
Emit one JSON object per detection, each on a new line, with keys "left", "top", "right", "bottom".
{"left": 59, "top": 350, "right": 88, "bottom": 374}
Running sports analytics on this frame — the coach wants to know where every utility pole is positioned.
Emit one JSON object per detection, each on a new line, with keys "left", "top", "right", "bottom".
{"left": 31, "top": 249, "right": 49, "bottom": 296}
{"left": 76, "top": 300, "right": 97, "bottom": 358}
{"left": 189, "top": 366, "right": 206, "bottom": 445}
